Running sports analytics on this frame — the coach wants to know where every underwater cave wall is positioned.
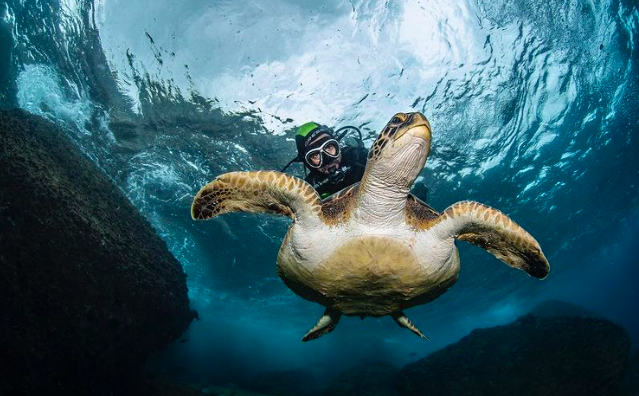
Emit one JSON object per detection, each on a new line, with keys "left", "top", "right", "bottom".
{"left": 0, "top": 109, "right": 195, "bottom": 395}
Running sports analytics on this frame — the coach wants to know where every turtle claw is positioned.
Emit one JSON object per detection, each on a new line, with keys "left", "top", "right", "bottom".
{"left": 302, "top": 308, "right": 341, "bottom": 342}
{"left": 393, "top": 312, "right": 429, "bottom": 340}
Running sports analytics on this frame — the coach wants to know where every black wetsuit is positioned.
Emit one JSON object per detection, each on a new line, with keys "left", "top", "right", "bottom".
{"left": 305, "top": 146, "right": 368, "bottom": 199}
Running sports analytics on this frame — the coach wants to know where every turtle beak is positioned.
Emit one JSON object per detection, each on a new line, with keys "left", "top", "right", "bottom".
{"left": 395, "top": 112, "right": 432, "bottom": 143}
{"left": 406, "top": 113, "right": 432, "bottom": 142}
{"left": 407, "top": 123, "right": 431, "bottom": 142}
{"left": 399, "top": 113, "right": 431, "bottom": 159}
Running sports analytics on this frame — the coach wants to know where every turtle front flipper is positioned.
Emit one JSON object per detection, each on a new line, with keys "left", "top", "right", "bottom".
{"left": 428, "top": 201, "right": 550, "bottom": 279}
{"left": 302, "top": 308, "right": 341, "bottom": 342}
{"left": 393, "top": 311, "right": 429, "bottom": 340}
{"left": 192, "top": 171, "right": 322, "bottom": 226}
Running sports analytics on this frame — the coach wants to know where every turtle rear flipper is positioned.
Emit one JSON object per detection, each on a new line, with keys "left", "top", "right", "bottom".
{"left": 393, "top": 311, "right": 429, "bottom": 340}
{"left": 302, "top": 308, "right": 341, "bottom": 342}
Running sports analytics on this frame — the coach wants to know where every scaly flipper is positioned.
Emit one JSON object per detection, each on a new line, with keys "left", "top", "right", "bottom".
{"left": 302, "top": 308, "right": 342, "bottom": 342}
{"left": 393, "top": 311, "right": 429, "bottom": 340}
{"left": 192, "top": 171, "right": 322, "bottom": 226}
{"left": 428, "top": 201, "right": 549, "bottom": 278}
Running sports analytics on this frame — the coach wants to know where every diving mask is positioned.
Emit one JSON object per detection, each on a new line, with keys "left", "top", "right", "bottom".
{"left": 304, "top": 139, "right": 341, "bottom": 169}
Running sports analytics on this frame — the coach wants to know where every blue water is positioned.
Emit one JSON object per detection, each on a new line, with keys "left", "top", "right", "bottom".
{"left": 2, "top": 0, "right": 638, "bottom": 386}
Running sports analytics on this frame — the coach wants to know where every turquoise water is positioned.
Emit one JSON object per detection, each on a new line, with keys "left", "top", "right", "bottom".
{"left": 1, "top": 0, "right": 638, "bottom": 388}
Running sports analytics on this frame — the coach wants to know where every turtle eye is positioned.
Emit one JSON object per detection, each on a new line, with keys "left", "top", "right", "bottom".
{"left": 391, "top": 115, "right": 403, "bottom": 124}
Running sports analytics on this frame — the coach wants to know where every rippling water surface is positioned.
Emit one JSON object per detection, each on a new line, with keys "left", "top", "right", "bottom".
{"left": 2, "top": 0, "right": 638, "bottom": 382}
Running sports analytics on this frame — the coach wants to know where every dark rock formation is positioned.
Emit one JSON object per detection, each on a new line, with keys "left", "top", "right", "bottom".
{"left": 247, "top": 369, "right": 321, "bottom": 396}
{"left": 0, "top": 109, "right": 195, "bottom": 395}
{"left": 621, "top": 352, "right": 639, "bottom": 396}
{"left": 324, "top": 363, "right": 400, "bottom": 396}
{"left": 398, "top": 313, "right": 630, "bottom": 396}
{"left": 148, "top": 379, "right": 277, "bottom": 396}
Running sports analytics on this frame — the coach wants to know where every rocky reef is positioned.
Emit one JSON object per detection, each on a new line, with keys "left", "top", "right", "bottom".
{"left": 0, "top": 109, "right": 195, "bottom": 395}
{"left": 148, "top": 379, "right": 278, "bottom": 396}
{"left": 247, "top": 369, "right": 321, "bottom": 396}
{"left": 318, "top": 301, "right": 632, "bottom": 396}
{"left": 398, "top": 314, "right": 630, "bottom": 396}
{"left": 622, "top": 352, "right": 639, "bottom": 396}
{"left": 323, "top": 363, "right": 400, "bottom": 396}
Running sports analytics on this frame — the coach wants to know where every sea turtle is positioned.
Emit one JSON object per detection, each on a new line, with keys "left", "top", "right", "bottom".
{"left": 191, "top": 112, "right": 549, "bottom": 341}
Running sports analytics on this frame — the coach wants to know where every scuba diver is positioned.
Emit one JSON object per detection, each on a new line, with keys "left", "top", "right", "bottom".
{"left": 281, "top": 122, "right": 368, "bottom": 199}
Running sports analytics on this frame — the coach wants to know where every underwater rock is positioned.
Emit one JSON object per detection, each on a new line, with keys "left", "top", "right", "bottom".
{"left": 148, "top": 378, "right": 277, "bottom": 396}
{"left": 323, "top": 363, "right": 400, "bottom": 396}
{"left": 247, "top": 368, "right": 321, "bottom": 396}
{"left": 621, "top": 352, "right": 639, "bottom": 396}
{"left": 398, "top": 314, "right": 630, "bottom": 396}
{"left": 0, "top": 109, "right": 195, "bottom": 395}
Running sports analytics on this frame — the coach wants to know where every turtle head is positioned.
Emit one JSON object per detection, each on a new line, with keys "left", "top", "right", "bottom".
{"left": 364, "top": 112, "right": 432, "bottom": 190}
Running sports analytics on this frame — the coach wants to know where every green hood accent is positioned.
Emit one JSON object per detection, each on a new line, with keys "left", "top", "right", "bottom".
{"left": 297, "top": 122, "right": 320, "bottom": 137}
